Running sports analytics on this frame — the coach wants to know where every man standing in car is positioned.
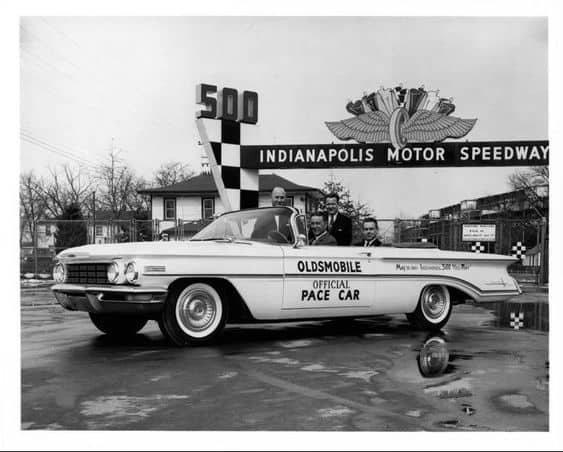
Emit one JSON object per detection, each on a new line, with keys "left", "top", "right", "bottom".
{"left": 325, "top": 193, "right": 352, "bottom": 246}
{"left": 271, "top": 186, "right": 286, "bottom": 207}
{"left": 251, "top": 186, "right": 291, "bottom": 242}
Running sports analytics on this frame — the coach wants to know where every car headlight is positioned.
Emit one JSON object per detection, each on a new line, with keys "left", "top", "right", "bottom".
{"left": 125, "top": 262, "right": 138, "bottom": 283}
{"left": 107, "top": 261, "right": 121, "bottom": 284}
{"left": 53, "top": 263, "right": 66, "bottom": 283}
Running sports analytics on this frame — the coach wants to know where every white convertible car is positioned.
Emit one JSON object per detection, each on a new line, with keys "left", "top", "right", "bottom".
{"left": 52, "top": 207, "right": 521, "bottom": 346}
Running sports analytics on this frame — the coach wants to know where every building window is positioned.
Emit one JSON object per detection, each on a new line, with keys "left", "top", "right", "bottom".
{"left": 164, "top": 198, "right": 176, "bottom": 220}
{"left": 286, "top": 196, "right": 294, "bottom": 207}
{"left": 202, "top": 197, "right": 215, "bottom": 219}
{"left": 95, "top": 225, "right": 103, "bottom": 237}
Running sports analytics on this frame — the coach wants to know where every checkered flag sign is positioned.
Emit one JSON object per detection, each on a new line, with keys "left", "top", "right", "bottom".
{"left": 511, "top": 241, "right": 526, "bottom": 260}
{"left": 197, "top": 118, "right": 259, "bottom": 211}
{"left": 510, "top": 312, "right": 524, "bottom": 330}
{"left": 471, "top": 241, "right": 485, "bottom": 253}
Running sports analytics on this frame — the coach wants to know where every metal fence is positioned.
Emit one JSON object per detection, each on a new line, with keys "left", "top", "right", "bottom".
{"left": 375, "top": 217, "right": 548, "bottom": 284}
{"left": 21, "top": 216, "right": 548, "bottom": 285}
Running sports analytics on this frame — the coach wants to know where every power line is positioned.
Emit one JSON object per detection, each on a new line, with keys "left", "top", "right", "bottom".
{"left": 21, "top": 41, "right": 188, "bottom": 150}
{"left": 20, "top": 134, "right": 99, "bottom": 174}
{"left": 30, "top": 18, "right": 189, "bottom": 136}
{"left": 20, "top": 130, "right": 101, "bottom": 167}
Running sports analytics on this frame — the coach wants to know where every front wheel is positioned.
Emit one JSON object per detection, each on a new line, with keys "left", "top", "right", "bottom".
{"left": 159, "top": 282, "right": 228, "bottom": 346}
{"left": 89, "top": 313, "right": 148, "bottom": 337}
{"left": 406, "top": 285, "right": 452, "bottom": 330}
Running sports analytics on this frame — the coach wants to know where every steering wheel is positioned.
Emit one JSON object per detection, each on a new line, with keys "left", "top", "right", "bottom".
{"left": 267, "top": 230, "right": 289, "bottom": 244}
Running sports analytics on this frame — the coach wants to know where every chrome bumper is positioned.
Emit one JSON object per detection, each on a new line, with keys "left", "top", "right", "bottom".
{"left": 52, "top": 284, "right": 167, "bottom": 314}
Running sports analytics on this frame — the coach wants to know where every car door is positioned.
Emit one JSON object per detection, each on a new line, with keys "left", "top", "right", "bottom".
{"left": 280, "top": 245, "right": 377, "bottom": 319}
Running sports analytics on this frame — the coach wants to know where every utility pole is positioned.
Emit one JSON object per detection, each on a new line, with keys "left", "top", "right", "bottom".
{"left": 92, "top": 191, "right": 96, "bottom": 244}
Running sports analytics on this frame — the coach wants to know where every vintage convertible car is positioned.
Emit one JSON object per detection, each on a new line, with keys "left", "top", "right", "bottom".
{"left": 52, "top": 207, "right": 521, "bottom": 346}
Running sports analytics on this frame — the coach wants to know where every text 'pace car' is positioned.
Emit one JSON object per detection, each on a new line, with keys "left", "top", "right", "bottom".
{"left": 52, "top": 207, "right": 521, "bottom": 346}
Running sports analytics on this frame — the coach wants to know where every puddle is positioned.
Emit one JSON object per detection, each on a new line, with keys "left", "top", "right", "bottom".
{"left": 317, "top": 406, "right": 354, "bottom": 418}
{"left": 80, "top": 394, "right": 190, "bottom": 428}
{"left": 492, "top": 392, "right": 539, "bottom": 413}
{"left": 482, "top": 301, "right": 549, "bottom": 332}
{"left": 417, "top": 336, "right": 450, "bottom": 378}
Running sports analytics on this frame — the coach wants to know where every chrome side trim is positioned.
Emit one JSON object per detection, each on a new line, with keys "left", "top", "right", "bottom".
{"left": 52, "top": 284, "right": 167, "bottom": 294}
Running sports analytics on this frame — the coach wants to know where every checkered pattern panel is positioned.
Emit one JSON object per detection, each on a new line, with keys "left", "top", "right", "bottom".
{"left": 510, "top": 312, "right": 524, "bottom": 330}
{"left": 197, "top": 118, "right": 259, "bottom": 211}
{"left": 471, "top": 241, "right": 485, "bottom": 253}
{"left": 511, "top": 241, "right": 526, "bottom": 260}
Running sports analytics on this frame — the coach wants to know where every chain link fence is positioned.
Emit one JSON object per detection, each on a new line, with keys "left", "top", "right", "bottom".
{"left": 376, "top": 217, "right": 548, "bottom": 284}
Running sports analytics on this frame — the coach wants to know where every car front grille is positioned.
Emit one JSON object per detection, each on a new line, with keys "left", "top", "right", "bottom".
{"left": 66, "top": 263, "right": 109, "bottom": 285}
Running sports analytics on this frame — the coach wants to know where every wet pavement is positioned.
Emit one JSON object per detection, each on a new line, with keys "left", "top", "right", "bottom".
{"left": 21, "top": 287, "right": 548, "bottom": 431}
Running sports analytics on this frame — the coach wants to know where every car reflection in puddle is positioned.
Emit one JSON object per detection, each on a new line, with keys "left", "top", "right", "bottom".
{"left": 417, "top": 335, "right": 450, "bottom": 378}
{"left": 405, "top": 300, "right": 548, "bottom": 430}
{"left": 481, "top": 300, "right": 549, "bottom": 332}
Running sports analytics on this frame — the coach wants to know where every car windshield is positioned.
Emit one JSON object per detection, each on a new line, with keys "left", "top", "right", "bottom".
{"left": 191, "top": 207, "right": 295, "bottom": 244}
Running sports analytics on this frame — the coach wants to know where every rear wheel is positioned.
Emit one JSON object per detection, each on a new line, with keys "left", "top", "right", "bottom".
{"left": 406, "top": 285, "right": 452, "bottom": 330}
{"left": 159, "top": 282, "right": 228, "bottom": 346}
{"left": 89, "top": 313, "right": 148, "bottom": 337}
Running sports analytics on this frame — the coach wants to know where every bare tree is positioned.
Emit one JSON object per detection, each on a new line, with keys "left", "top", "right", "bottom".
{"left": 153, "top": 161, "right": 196, "bottom": 188}
{"left": 33, "top": 165, "right": 94, "bottom": 218}
{"left": 95, "top": 150, "right": 148, "bottom": 218}
{"left": 507, "top": 165, "right": 549, "bottom": 219}
{"left": 19, "top": 172, "right": 47, "bottom": 247}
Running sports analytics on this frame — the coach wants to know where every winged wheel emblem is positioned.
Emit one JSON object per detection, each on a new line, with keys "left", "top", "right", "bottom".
{"left": 325, "top": 86, "right": 477, "bottom": 149}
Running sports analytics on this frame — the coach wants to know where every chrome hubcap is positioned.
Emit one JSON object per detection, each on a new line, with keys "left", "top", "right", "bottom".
{"left": 421, "top": 286, "right": 448, "bottom": 321}
{"left": 178, "top": 290, "right": 217, "bottom": 332}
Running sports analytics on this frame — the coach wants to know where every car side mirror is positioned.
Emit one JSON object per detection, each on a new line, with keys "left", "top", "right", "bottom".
{"left": 294, "top": 234, "right": 307, "bottom": 249}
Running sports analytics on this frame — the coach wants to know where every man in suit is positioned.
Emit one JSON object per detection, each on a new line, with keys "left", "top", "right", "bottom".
{"left": 310, "top": 212, "right": 337, "bottom": 246}
{"left": 251, "top": 186, "right": 292, "bottom": 243}
{"left": 354, "top": 217, "right": 382, "bottom": 247}
{"left": 325, "top": 193, "right": 352, "bottom": 246}
{"left": 271, "top": 186, "right": 286, "bottom": 207}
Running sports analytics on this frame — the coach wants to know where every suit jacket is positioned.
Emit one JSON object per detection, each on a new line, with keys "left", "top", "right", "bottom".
{"left": 353, "top": 238, "right": 382, "bottom": 247}
{"left": 251, "top": 213, "right": 292, "bottom": 242}
{"left": 311, "top": 231, "right": 338, "bottom": 246}
{"left": 328, "top": 212, "right": 353, "bottom": 246}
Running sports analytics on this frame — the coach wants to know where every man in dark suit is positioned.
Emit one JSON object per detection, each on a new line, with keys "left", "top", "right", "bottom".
{"left": 251, "top": 186, "right": 293, "bottom": 243}
{"left": 353, "top": 217, "right": 382, "bottom": 247}
{"left": 310, "top": 212, "right": 337, "bottom": 246}
{"left": 325, "top": 193, "right": 352, "bottom": 246}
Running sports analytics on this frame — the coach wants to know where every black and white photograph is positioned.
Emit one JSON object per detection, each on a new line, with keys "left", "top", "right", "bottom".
{"left": 4, "top": 1, "right": 562, "bottom": 450}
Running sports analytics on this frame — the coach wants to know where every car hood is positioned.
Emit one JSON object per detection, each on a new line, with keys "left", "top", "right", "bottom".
{"left": 56, "top": 240, "right": 280, "bottom": 260}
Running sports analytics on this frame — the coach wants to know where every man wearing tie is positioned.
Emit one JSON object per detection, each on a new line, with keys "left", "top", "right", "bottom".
{"left": 354, "top": 217, "right": 382, "bottom": 247}
{"left": 325, "top": 193, "right": 352, "bottom": 246}
{"left": 251, "top": 186, "right": 292, "bottom": 242}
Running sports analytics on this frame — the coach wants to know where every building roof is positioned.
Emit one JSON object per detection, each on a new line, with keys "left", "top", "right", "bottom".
{"left": 138, "top": 173, "right": 322, "bottom": 196}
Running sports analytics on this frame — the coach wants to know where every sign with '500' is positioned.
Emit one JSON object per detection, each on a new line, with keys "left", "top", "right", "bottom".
{"left": 196, "top": 84, "right": 258, "bottom": 124}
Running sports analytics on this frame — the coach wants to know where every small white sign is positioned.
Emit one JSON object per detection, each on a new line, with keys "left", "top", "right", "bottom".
{"left": 462, "top": 224, "right": 496, "bottom": 242}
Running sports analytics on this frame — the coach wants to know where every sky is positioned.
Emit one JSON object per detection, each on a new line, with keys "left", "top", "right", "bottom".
{"left": 20, "top": 16, "right": 548, "bottom": 218}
